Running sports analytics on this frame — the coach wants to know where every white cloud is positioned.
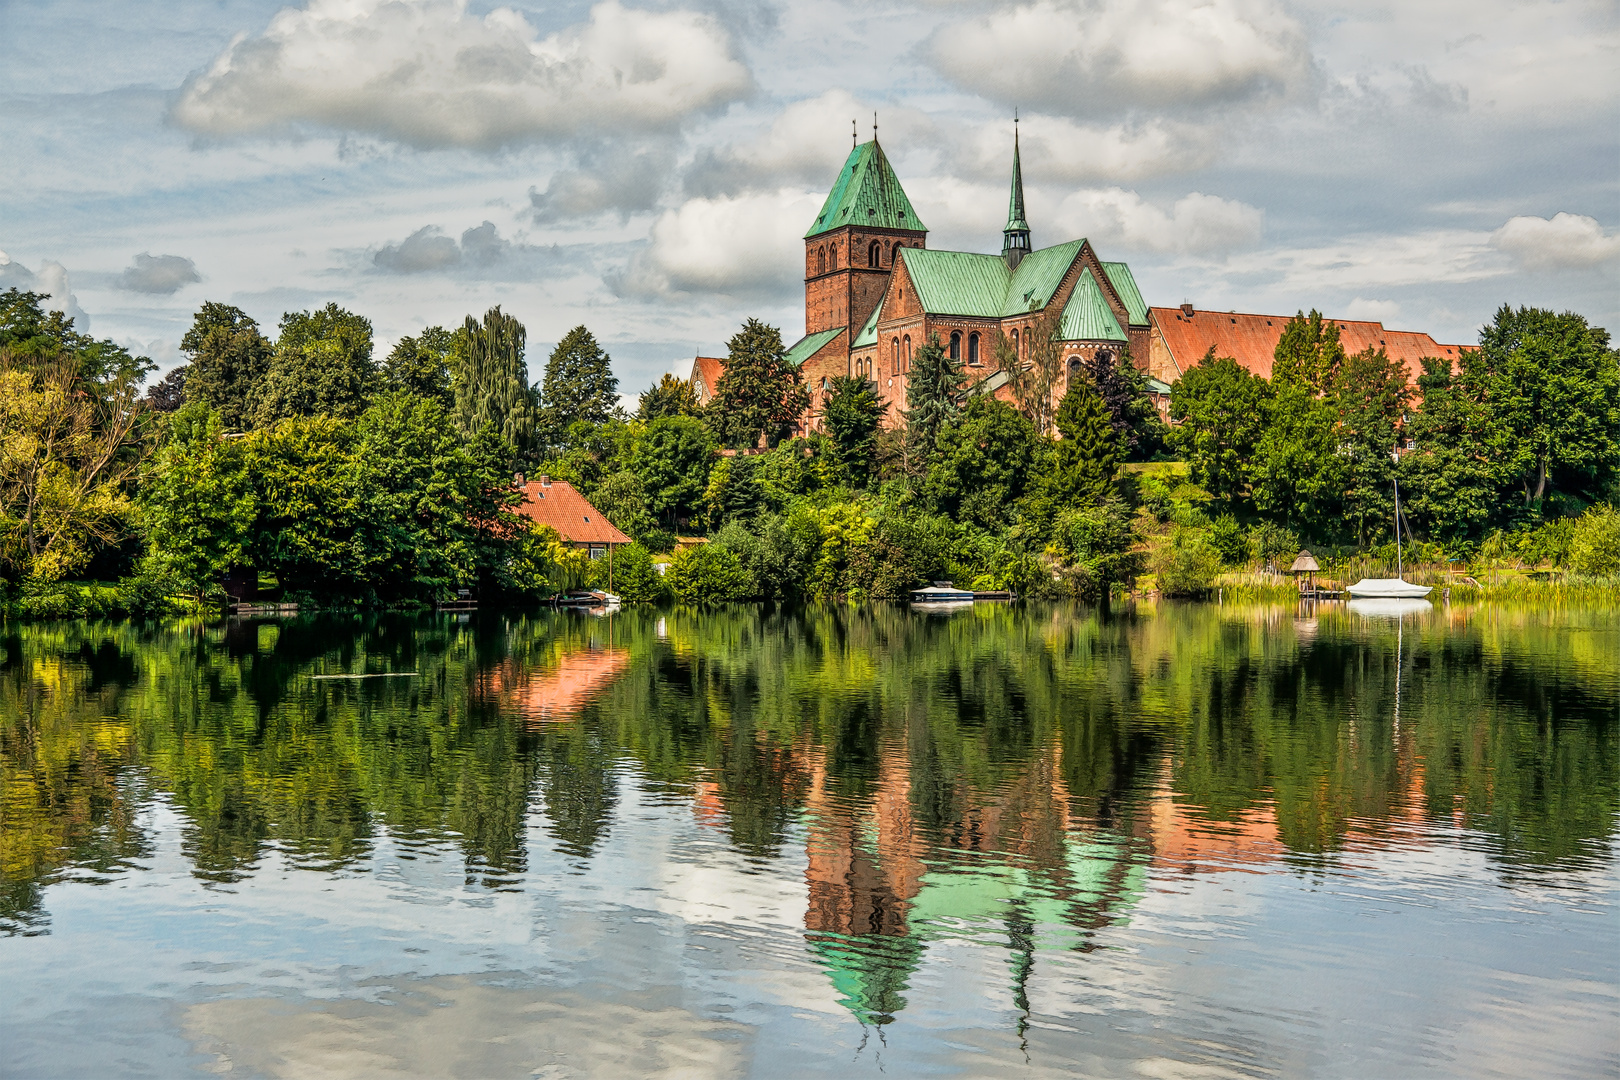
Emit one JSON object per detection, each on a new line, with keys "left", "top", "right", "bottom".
{"left": 1343, "top": 297, "right": 1403, "bottom": 323}
{"left": 172, "top": 0, "right": 753, "bottom": 151}
{"left": 961, "top": 115, "right": 1211, "bottom": 183}
{"left": 120, "top": 252, "right": 201, "bottom": 294}
{"left": 372, "top": 220, "right": 517, "bottom": 273}
{"left": 1488, "top": 213, "right": 1620, "bottom": 271}
{"left": 931, "top": 0, "right": 1311, "bottom": 116}
{"left": 0, "top": 252, "right": 91, "bottom": 330}
{"left": 1215, "top": 229, "right": 1501, "bottom": 293}
{"left": 616, "top": 189, "right": 822, "bottom": 298}
{"left": 1051, "top": 188, "right": 1263, "bottom": 255}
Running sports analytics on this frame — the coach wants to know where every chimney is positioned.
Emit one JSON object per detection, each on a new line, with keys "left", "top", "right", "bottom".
{"left": 1180, "top": 302, "right": 1195, "bottom": 317}
{"left": 513, "top": 472, "right": 525, "bottom": 487}
{"left": 539, "top": 474, "right": 551, "bottom": 487}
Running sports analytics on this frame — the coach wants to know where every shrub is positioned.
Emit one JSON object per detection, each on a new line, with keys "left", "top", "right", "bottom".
{"left": 667, "top": 542, "right": 751, "bottom": 604}
{"left": 1568, "top": 505, "right": 1620, "bottom": 577}
{"left": 1248, "top": 521, "right": 1300, "bottom": 572}
{"left": 1208, "top": 513, "right": 1247, "bottom": 566}
{"left": 1153, "top": 526, "right": 1222, "bottom": 598}
{"left": 608, "top": 543, "right": 666, "bottom": 603}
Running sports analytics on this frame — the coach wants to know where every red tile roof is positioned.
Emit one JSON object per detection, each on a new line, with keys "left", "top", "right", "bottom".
{"left": 690, "top": 355, "right": 726, "bottom": 403}
{"left": 514, "top": 479, "right": 631, "bottom": 545}
{"left": 1150, "top": 307, "right": 1470, "bottom": 383}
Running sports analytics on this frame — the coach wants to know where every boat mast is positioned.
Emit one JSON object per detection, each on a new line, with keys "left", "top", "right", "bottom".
{"left": 1391, "top": 453, "right": 1403, "bottom": 579}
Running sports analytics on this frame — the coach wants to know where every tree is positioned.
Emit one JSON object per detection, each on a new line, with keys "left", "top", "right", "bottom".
{"left": 241, "top": 415, "right": 357, "bottom": 596}
{"left": 1252, "top": 382, "right": 1346, "bottom": 539}
{"left": 1333, "top": 346, "right": 1412, "bottom": 544}
{"left": 702, "top": 454, "right": 765, "bottom": 530}
{"left": 609, "top": 542, "right": 666, "bottom": 602}
{"left": 1007, "top": 308, "right": 1064, "bottom": 436}
{"left": 1052, "top": 498, "right": 1140, "bottom": 604}
{"left": 1472, "top": 305, "right": 1618, "bottom": 508}
{"left": 1170, "top": 351, "right": 1272, "bottom": 508}
{"left": 181, "top": 302, "right": 274, "bottom": 430}
{"left": 255, "top": 303, "right": 376, "bottom": 425}
{"left": 638, "top": 373, "right": 700, "bottom": 421}
{"left": 904, "top": 334, "right": 965, "bottom": 469}
{"left": 383, "top": 325, "right": 455, "bottom": 405}
{"left": 2, "top": 288, "right": 154, "bottom": 389}
{"left": 540, "top": 326, "right": 620, "bottom": 440}
{"left": 821, "top": 375, "right": 883, "bottom": 487}
{"left": 924, "top": 395, "right": 1040, "bottom": 528}
{"left": 708, "top": 319, "right": 809, "bottom": 450}
{"left": 140, "top": 402, "right": 254, "bottom": 599}
{"left": 145, "top": 366, "right": 188, "bottom": 412}
{"left": 452, "top": 306, "right": 536, "bottom": 459}
{"left": 633, "top": 414, "right": 714, "bottom": 528}
{"left": 668, "top": 542, "right": 750, "bottom": 603}
{"left": 1399, "top": 356, "right": 1499, "bottom": 542}
{"left": 1083, "top": 348, "right": 1164, "bottom": 460}
{"left": 588, "top": 469, "right": 660, "bottom": 544}
{"left": 1272, "top": 310, "right": 1347, "bottom": 393}
{"left": 0, "top": 351, "right": 150, "bottom": 581}
{"left": 1040, "top": 375, "right": 1119, "bottom": 507}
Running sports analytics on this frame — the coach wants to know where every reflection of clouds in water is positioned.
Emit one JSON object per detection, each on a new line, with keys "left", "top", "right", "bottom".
{"left": 182, "top": 974, "right": 747, "bottom": 1079}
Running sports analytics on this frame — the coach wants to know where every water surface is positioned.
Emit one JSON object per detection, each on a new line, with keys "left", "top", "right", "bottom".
{"left": 2, "top": 602, "right": 1616, "bottom": 1077}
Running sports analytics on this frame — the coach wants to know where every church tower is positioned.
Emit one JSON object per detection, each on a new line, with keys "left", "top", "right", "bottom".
{"left": 803, "top": 137, "right": 927, "bottom": 342}
{"left": 1002, "top": 126, "right": 1031, "bottom": 270}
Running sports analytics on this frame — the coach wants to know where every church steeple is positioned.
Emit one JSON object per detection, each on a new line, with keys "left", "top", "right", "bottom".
{"left": 1002, "top": 120, "right": 1031, "bottom": 270}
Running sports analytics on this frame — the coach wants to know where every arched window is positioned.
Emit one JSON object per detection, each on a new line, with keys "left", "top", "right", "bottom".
{"left": 1068, "top": 357, "right": 1083, "bottom": 378}
{"left": 818, "top": 247, "right": 827, "bottom": 274}
{"left": 968, "top": 332, "right": 980, "bottom": 366}
{"left": 903, "top": 335, "right": 912, "bottom": 364}
{"left": 830, "top": 245, "right": 839, "bottom": 270}
{"left": 1011, "top": 328, "right": 1019, "bottom": 355}
{"left": 891, "top": 337, "right": 899, "bottom": 372}
{"left": 949, "top": 332, "right": 961, "bottom": 361}
{"left": 869, "top": 242, "right": 881, "bottom": 267}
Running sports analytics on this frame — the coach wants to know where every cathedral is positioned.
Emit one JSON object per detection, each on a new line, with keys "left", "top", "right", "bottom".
{"left": 788, "top": 132, "right": 1156, "bottom": 428}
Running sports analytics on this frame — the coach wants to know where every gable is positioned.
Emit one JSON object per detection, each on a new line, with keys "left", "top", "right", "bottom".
{"left": 1003, "top": 240, "right": 1084, "bottom": 316}
{"left": 1057, "top": 268, "right": 1127, "bottom": 342}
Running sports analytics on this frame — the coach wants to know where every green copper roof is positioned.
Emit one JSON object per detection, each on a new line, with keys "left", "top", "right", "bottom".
{"left": 1058, "top": 268, "right": 1128, "bottom": 342}
{"left": 1005, "top": 135, "right": 1029, "bottom": 234}
{"left": 898, "top": 248, "right": 1010, "bottom": 317}
{"left": 851, "top": 297, "right": 884, "bottom": 349}
{"left": 805, "top": 141, "right": 927, "bottom": 239}
{"left": 1101, "top": 261, "right": 1148, "bottom": 326}
{"left": 1002, "top": 239, "right": 1084, "bottom": 316}
{"left": 783, "top": 327, "right": 844, "bottom": 368}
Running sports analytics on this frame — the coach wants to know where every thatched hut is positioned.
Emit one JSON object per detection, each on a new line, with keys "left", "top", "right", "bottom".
{"left": 1289, "top": 550, "right": 1320, "bottom": 592}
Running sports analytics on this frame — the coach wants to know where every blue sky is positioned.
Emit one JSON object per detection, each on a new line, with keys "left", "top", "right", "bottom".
{"left": 1, "top": 0, "right": 1615, "bottom": 395}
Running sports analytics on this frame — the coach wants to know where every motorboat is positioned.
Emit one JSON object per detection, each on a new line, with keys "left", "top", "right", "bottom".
{"left": 555, "top": 589, "right": 621, "bottom": 610}
{"left": 1345, "top": 578, "right": 1432, "bottom": 599}
{"left": 910, "top": 582, "right": 975, "bottom": 603}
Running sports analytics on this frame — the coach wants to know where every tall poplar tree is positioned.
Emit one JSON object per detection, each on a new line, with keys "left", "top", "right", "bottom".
{"left": 708, "top": 318, "right": 809, "bottom": 450}
{"left": 453, "top": 306, "right": 536, "bottom": 457}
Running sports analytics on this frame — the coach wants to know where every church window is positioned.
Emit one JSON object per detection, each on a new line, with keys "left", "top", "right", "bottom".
{"left": 830, "top": 246, "right": 839, "bottom": 270}
{"left": 891, "top": 338, "right": 899, "bottom": 371}
{"left": 968, "top": 332, "right": 980, "bottom": 366}
{"left": 1068, "top": 357, "right": 1083, "bottom": 378}
{"left": 818, "top": 247, "right": 826, "bottom": 274}
{"left": 869, "top": 242, "right": 881, "bottom": 267}
{"left": 1011, "top": 328, "right": 1019, "bottom": 355}
{"left": 903, "top": 335, "right": 912, "bottom": 365}
{"left": 949, "top": 332, "right": 961, "bottom": 361}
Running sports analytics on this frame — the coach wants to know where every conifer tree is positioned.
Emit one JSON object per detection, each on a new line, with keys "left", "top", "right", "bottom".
{"left": 1041, "top": 375, "right": 1119, "bottom": 506}
{"left": 541, "top": 326, "right": 619, "bottom": 440}
{"left": 821, "top": 374, "right": 883, "bottom": 486}
{"left": 904, "top": 334, "right": 965, "bottom": 469}
{"left": 1083, "top": 348, "right": 1163, "bottom": 459}
{"left": 452, "top": 306, "right": 535, "bottom": 457}
{"left": 638, "top": 372, "right": 701, "bottom": 420}
{"left": 181, "top": 302, "right": 273, "bottom": 430}
{"left": 708, "top": 318, "right": 809, "bottom": 450}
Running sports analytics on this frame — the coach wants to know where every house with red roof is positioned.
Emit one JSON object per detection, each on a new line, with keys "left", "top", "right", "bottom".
{"left": 512, "top": 475, "right": 630, "bottom": 561}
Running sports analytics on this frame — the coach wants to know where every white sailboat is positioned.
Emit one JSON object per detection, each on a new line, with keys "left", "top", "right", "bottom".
{"left": 1346, "top": 463, "right": 1432, "bottom": 600}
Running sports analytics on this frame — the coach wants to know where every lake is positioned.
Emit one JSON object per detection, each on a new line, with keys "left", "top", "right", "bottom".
{"left": 1, "top": 601, "right": 1616, "bottom": 1078}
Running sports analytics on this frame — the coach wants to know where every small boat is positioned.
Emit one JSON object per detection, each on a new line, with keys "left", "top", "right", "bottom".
{"left": 910, "top": 582, "right": 975, "bottom": 604}
{"left": 1347, "top": 460, "right": 1431, "bottom": 600}
{"left": 555, "top": 589, "right": 621, "bottom": 610}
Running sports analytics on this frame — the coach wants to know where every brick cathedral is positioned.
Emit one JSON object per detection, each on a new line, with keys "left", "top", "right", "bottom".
{"left": 692, "top": 131, "right": 1159, "bottom": 430}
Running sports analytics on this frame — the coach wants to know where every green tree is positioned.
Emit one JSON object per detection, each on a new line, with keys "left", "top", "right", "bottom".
{"left": 1472, "top": 305, "right": 1619, "bottom": 508}
{"left": 383, "top": 325, "right": 455, "bottom": 405}
{"left": 904, "top": 334, "right": 965, "bottom": 469}
{"left": 180, "top": 302, "right": 274, "bottom": 430}
{"left": 540, "top": 326, "right": 620, "bottom": 441}
{"left": 140, "top": 402, "right": 255, "bottom": 599}
{"left": 1039, "top": 375, "right": 1119, "bottom": 507}
{"left": 1170, "top": 351, "right": 1272, "bottom": 509}
{"left": 609, "top": 542, "right": 666, "bottom": 602}
{"left": 708, "top": 319, "right": 809, "bottom": 450}
{"left": 1568, "top": 505, "right": 1620, "bottom": 577}
{"left": 588, "top": 469, "right": 660, "bottom": 544}
{"left": 255, "top": 303, "right": 376, "bottom": 425}
{"left": 1083, "top": 348, "right": 1163, "bottom": 460}
{"left": 1152, "top": 525, "right": 1222, "bottom": 597}
{"left": 633, "top": 415, "right": 714, "bottom": 529}
{"left": 1052, "top": 498, "right": 1140, "bottom": 603}
{"left": 241, "top": 416, "right": 357, "bottom": 596}
{"left": 452, "top": 306, "right": 536, "bottom": 459}
{"left": 1399, "top": 356, "right": 1499, "bottom": 541}
{"left": 702, "top": 454, "right": 765, "bottom": 530}
{"left": 1, "top": 288, "right": 154, "bottom": 389}
{"left": 821, "top": 375, "right": 883, "bottom": 487}
{"left": 668, "top": 542, "right": 749, "bottom": 603}
{"left": 638, "top": 373, "right": 701, "bottom": 421}
{"left": 1333, "top": 346, "right": 1412, "bottom": 545}
{"left": 924, "top": 396, "right": 1040, "bottom": 529}
{"left": 1252, "top": 382, "right": 1345, "bottom": 539}
{"left": 1272, "top": 310, "right": 1347, "bottom": 392}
